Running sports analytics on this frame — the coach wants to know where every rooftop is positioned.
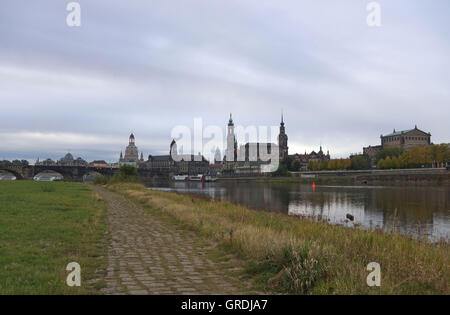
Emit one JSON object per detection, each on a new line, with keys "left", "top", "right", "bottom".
{"left": 383, "top": 129, "right": 414, "bottom": 137}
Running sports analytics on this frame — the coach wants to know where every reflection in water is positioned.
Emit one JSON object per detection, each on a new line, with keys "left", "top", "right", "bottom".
{"left": 148, "top": 181, "right": 449, "bottom": 241}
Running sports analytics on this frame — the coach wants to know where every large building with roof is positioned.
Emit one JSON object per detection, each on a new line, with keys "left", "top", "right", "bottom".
{"left": 363, "top": 125, "right": 432, "bottom": 167}
{"left": 288, "top": 146, "right": 331, "bottom": 171}
{"left": 35, "top": 152, "right": 88, "bottom": 167}
{"left": 119, "top": 133, "right": 144, "bottom": 165}
{"left": 223, "top": 113, "right": 289, "bottom": 174}
{"left": 380, "top": 125, "right": 431, "bottom": 149}
{"left": 143, "top": 139, "right": 210, "bottom": 175}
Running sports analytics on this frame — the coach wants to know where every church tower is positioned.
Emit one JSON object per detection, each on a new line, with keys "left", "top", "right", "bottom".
{"left": 278, "top": 113, "right": 288, "bottom": 160}
{"left": 121, "top": 133, "right": 139, "bottom": 163}
{"left": 226, "top": 114, "right": 237, "bottom": 162}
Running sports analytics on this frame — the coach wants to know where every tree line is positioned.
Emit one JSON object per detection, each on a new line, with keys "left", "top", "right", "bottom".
{"left": 278, "top": 143, "right": 449, "bottom": 174}
{"left": 377, "top": 144, "right": 449, "bottom": 169}
{"left": 0, "top": 160, "right": 29, "bottom": 167}
{"left": 307, "top": 155, "right": 368, "bottom": 171}
{"left": 281, "top": 155, "right": 369, "bottom": 172}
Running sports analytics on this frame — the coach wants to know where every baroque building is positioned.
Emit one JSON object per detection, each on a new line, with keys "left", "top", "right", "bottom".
{"left": 36, "top": 152, "right": 88, "bottom": 167}
{"left": 225, "top": 114, "right": 237, "bottom": 162}
{"left": 119, "top": 133, "right": 144, "bottom": 165}
{"left": 222, "top": 113, "right": 288, "bottom": 175}
{"left": 288, "top": 146, "right": 331, "bottom": 171}
{"left": 278, "top": 114, "right": 288, "bottom": 160}
{"left": 363, "top": 125, "right": 432, "bottom": 167}
{"left": 143, "top": 139, "right": 210, "bottom": 175}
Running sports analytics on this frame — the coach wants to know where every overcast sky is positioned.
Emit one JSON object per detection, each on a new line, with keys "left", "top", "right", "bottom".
{"left": 1, "top": 0, "right": 449, "bottom": 163}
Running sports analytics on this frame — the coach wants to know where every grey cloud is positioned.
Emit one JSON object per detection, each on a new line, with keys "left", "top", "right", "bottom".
{"left": 0, "top": 0, "right": 449, "bottom": 162}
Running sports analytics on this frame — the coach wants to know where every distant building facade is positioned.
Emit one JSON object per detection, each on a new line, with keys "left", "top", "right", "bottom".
{"left": 226, "top": 114, "right": 238, "bottom": 162}
{"left": 36, "top": 152, "right": 88, "bottom": 167}
{"left": 363, "top": 126, "right": 432, "bottom": 167}
{"left": 89, "top": 160, "right": 109, "bottom": 168}
{"left": 143, "top": 139, "right": 210, "bottom": 175}
{"left": 278, "top": 114, "right": 288, "bottom": 160}
{"left": 36, "top": 158, "right": 56, "bottom": 166}
{"left": 380, "top": 126, "right": 431, "bottom": 149}
{"left": 119, "top": 133, "right": 145, "bottom": 165}
{"left": 222, "top": 113, "right": 288, "bottom": 175}
{"left": 289, "top": 146, "right": 330, "bottom": 171}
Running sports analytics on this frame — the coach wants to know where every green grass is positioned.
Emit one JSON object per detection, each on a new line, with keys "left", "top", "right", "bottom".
{"left": 0, "top": 181, "right": 107, "bottom": 294}
{"left": 108, "top": 183, "right": 449, "bottom": 295}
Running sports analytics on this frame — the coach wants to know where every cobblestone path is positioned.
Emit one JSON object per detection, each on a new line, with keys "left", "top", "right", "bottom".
{"left": 93, "top": 187, "right": 245, "bottom": 295}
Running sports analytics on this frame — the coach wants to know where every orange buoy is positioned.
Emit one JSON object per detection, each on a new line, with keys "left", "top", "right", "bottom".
{"left": 312, "top": 182, "right": 316, "bottom": 191}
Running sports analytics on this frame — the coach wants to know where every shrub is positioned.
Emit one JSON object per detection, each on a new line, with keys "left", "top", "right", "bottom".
{"left": 93, "top": 175, "right": 108, "bottom": 185}
{"left": 273, "top": 162, "right": 289, "bottom": 176}
{"left": 108, "top": 165, "right": 140, "bottom": 183}
{"left": 268, "top": 244, "right": 329, "bottom": 294}
{"left": 350, "top": 155, "right": 368, "bottom": 170}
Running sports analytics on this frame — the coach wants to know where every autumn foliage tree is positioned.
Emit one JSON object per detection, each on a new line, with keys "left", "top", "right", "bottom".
{"left": 377, "top": 144, "right": 449, "bottom": 169}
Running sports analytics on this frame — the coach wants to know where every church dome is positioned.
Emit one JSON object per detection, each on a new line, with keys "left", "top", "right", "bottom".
{"left": 62, "top": 153, "right": 74, "bottom": 161}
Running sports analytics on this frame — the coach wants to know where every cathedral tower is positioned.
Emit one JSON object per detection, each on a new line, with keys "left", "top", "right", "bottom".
{"left": 278, "top": 113, "right": 288, "bottom": 160}
{"left": 226, "top": 113, "right": 237, "bottom": 162}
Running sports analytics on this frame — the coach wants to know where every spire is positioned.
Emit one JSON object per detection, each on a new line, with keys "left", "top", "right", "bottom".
{"left": 228, "top": 113, "right": 234, "bottom": 126}
{"left": 280, "top": 110, "right": 284, "bottom": 126}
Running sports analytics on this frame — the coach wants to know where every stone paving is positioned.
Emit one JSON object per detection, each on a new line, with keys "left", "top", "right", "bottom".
{"left": 93, "top": 187, "right": 245, "bottom": 295}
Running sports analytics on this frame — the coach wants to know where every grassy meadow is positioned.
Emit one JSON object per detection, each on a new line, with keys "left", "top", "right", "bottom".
{"left": 107, "top": 183, "right": 449, "bottom": 295}
{"left": 0, "top": 181, "right": 107, "bottom": 294}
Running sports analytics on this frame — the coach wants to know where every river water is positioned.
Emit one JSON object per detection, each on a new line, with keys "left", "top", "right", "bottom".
{"left": 146, "top": 181, "right": 450, "bottom": 242}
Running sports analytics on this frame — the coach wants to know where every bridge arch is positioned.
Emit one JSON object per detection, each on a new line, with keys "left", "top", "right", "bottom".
{"left": 33, "top": 170, "right": 64, "bottom": 181}
{"left": 0, "top": 169, "right": 23, "bottom": 180}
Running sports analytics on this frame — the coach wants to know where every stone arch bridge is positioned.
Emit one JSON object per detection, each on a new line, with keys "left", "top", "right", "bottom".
{"left": 0, "top": 165, "right": 117, "bottom": 181}
{"left": 0, "top": 165, "right": 170, "bottom": 182}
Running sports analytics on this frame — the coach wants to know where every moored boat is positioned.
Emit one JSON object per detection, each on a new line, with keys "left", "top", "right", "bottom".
{"left": 188, "top": 174, "right": 205, "bottom": 182}
{"left": 204, "top": 175, "right": 217, "bottom": 182}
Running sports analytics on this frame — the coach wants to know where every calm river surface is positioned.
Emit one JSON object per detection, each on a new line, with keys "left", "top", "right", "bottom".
{"left": 146, "top": 181, "right": 450, "bottom": 241}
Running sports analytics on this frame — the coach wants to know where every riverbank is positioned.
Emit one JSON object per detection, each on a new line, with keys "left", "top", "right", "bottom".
{"left": 0, "top": 181, "right": 107, "bottom": 294}
{"left": 218, "top": 168, "right": 450, "bottom": 186}
{"left": 107, "top": 183, "right": 449, "bottom": 294}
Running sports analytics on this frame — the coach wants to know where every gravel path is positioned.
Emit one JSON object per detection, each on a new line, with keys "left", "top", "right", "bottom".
{"left": 93, "top": 186, "right": 245, "bottom": 295}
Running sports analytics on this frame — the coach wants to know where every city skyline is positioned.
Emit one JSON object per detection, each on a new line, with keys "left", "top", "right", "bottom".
{"left": 1, "top": 1, "right": 449, "bottom": 162}
{"left": 0, "top": 117, "right": 438, "bottom": 165}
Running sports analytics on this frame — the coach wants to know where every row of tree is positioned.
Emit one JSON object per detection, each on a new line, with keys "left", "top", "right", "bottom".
{"left": 0, "top": 160, "right": 29, "bottom": 167}
{"left": 377, "top": 144, "right": 450, "bottom": 169}
{"left": 308, "top": 155, "right": 369, "bottom": 171}
{"left": 279, "top": 155, "right": 370, "bottom": 173}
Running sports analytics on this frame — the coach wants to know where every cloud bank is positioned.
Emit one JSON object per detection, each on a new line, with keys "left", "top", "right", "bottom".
{"left": 0, "top": 0, "right": 449, "bottom": 162}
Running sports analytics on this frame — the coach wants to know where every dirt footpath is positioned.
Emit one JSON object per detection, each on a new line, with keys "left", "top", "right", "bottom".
{"left": 93, "top": 186, "right": 248, "bottom": 295}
